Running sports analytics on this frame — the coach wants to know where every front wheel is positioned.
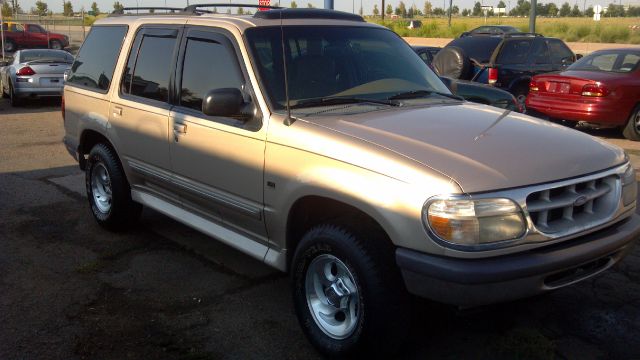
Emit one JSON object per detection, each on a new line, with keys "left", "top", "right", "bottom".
{"left": 292, "top": 221, "right": 410, "bottom": 356}
{"left": 50, "top": 40, "right": 63, "bottom": 50}
{"left": 622, "top": 105, "right": 640, "bottom": 141}
{"left": 86, "top": 143, "right": 142, "bottom": 231}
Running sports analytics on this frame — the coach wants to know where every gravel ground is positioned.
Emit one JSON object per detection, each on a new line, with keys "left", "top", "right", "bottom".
{"left": 0, "top": 98, "right": 639, "bottom": 359}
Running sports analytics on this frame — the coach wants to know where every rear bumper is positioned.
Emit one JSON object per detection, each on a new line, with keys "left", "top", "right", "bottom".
{"left": 526, "top": 94, "right": 628, "bottom": 125}
{"left": 14, "top": 86, "right": 63, "bottom": 97}
{"left": 396, "top": 214, "right": 640, "bottom": 307}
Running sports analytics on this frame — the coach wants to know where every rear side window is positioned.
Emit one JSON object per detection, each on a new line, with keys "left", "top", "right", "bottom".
{"left": 121, "top": 28, "right": 178, "bottom": 103}
{"left": 496, "top": 40, "right": 532, "bottom": 64}
{"left": 180, "top": 37, "right": 244, "bottom": 111}
{"left": 547, "top": 39, "right": 574, "bottom": 65}
{"left": 67, "top": 25, "right": 127, "bottom": 93}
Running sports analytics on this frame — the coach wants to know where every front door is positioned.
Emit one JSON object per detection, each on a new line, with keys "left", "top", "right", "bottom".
{"left": 169, "top": 26, "right": 268, "bottom": 243}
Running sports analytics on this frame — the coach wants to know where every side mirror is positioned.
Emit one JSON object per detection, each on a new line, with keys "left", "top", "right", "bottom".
{"left": 576, "top": 54, "right": 583, "bottom": 60}
{"left": 202, "top": 88, "right": 245, "bottom": 118}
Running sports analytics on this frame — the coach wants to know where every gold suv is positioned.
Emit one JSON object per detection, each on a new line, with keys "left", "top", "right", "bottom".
{"left": 63, "top": 6, "right": 640, "bottom": 356}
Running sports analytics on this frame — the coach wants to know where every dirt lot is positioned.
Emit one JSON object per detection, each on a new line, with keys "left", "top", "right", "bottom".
{"left": 1, "top": 98, "right": 639, "bottom": 360}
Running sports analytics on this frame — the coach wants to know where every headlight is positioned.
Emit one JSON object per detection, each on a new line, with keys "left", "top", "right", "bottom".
{"left": 424, "top": 197, "right": 526, "bottom": 248}
{"left": 622, "top": 164, "right": 636, "bottom": 206}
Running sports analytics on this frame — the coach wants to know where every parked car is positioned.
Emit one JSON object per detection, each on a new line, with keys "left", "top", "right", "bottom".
{"left": 0, "top": 49, "right": 73, "bottom": 106}
{"left": 434, "top": 34, "right": 579, "bottom": 110}
{"left": 63, "top": 7, "right": 639, "bottom": 357}
{"left": 460, "top": 25, "right": 520, "bottom": 37}
{"left": 527, "top": 49, "right": 640, "bottom": 140}
{"left": 1, "top": 22, "right": 70, "bottom": 52}
{"left": 414, "top": 46, "right": 521, "bottom": 111}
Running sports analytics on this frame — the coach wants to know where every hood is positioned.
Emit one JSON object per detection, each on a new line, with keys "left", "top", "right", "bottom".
{"left": 300, "top": 103, "right": 625, "bottom": 193}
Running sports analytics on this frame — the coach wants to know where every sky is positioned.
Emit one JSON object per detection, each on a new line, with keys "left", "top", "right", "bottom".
{"left": 11, "top": 0, "right": 640, "bottom": 16}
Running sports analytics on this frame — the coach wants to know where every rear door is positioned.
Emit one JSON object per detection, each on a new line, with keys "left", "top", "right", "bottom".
{"left": 25, "top": 24, "right": 49, "bottom": 47}
{"left": 547, "top": 39, "right": 576, "bottom": 71}
{"left": 493, "top": 38, "right": 535, "bottom": 89}
{"left": 108, "top": 25, "right": 182, "bottom": 203}
{"left": 169, "top": 26, "right": 268, "bottom": 241}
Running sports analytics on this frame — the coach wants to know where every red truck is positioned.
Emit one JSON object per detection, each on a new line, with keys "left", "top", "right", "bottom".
{"left": 1, "top": 22, "right": 70, "bottom": 52}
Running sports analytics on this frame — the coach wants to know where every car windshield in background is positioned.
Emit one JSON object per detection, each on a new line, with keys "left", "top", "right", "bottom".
{"left": 446, "top": 36, "right": 502, "bottom": 64}
{"left": 471, "top": 26, "right": 519, "bottom": 35}
{"left": 569, "top": 51, "right": 640, "bottom": 73}
{"left": 245, "top": 26, "right": 451, "bottom": 110}
{"left": 20, "top": 50, "right": 74, "bottom": 63}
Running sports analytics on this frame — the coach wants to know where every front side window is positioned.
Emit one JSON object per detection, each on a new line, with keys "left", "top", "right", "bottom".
{"left": 246, "top": 26, "right": 450, "bottom": 110}
{"left": 547, "top": 39, "right": 574, "bottom": 65}
{"left": 121, "top": 28, "right": 177, "bottom": 102}
{"left": 67, "top": 25, "right": 128, "bottom": 92}
{"left": 180, "top": 37, "right": 244, "bottom": 111}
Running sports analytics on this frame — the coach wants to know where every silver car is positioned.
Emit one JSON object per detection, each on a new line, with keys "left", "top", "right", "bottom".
{"left": 0, "top": 49, "right": 73, "bottom": 106}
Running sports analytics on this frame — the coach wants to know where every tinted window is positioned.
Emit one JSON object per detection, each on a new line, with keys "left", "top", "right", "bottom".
{"left": 531, "top": 40, "right": 549, "bottom": 64}
{"left": 620, "top": 54, "right": 640, "bottom": 71}
{"left": 28, "top": 25, "right": 45, "bottom": 33}
{"left": 67, "top": 26, "right": 127, "bottom": 92}
{"left": 180, "top": 37, "right": 244, "bottom": 112}
{"left": 446, "top": 36, "right": 502, "bottom": 64}
{"left": 547, "top": 39, "right": 574, "bottom": 65}
{"left": 121, "top": 29, "right": 177, "bottom": 102}
{"left": 496, "top": 40, "right": 532, "bottom": 64}
{"left": 570, "top": 51, "right": 640, "bottom": 73}
{"left": 20, "top": 50, "right": 74, "bottom": 63}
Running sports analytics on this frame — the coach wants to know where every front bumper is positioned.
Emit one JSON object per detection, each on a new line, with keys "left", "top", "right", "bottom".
{"left": 396, "top": 214, "right": 640, "bottom": 307}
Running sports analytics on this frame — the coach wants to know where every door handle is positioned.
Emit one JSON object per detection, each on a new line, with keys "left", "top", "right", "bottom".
{"left": 113, "top": 106, "right": 122, "bottom": 116}
{"left": 173, "top": 123, "right": 187, "bottom": 142}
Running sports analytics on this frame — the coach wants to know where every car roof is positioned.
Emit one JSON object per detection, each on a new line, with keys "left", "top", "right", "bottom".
{"left": 96, "top": 8, "right": 380, "bottom": 32}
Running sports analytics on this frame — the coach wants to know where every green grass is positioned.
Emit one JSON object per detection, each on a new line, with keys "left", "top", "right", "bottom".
{"left": 368, "top": 16, "right": 640, "bottom": 43}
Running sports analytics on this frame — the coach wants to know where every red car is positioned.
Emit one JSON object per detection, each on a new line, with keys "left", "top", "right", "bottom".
{"left": 1, "top": 23, "right": 70, "bottom": 52}
{"left": 526, "top": 48, "right": 640, "bottom": 140}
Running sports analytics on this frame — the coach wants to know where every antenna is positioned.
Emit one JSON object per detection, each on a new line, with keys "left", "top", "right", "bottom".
{"left": 280, "top": 11, "right": 294, "bottom": 126}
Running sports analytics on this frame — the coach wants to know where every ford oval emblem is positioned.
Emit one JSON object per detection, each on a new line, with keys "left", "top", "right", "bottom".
{"left": 573, "top": 195, "right": 588, "bottom": 207}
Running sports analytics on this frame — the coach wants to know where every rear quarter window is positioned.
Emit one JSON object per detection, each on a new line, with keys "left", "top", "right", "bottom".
{"left": 67, "top": 25, "right": 128, "bottom": 93}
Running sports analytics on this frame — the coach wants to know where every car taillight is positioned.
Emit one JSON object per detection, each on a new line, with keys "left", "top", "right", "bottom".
{"left": 488, "top": 68, "right": 498, "bottom": 85}
{"left": 16, "top": 66, "right": 36, "bottom": 76}
{"left": 581, "top": 83, "right": 609, "bottom": 97}
{"left": 529, "top": 80, "right": 539, "bottom": 92}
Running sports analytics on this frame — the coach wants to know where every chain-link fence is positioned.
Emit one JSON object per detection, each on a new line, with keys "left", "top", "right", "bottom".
{"left": 4, "top": 14, "right": 89, "bottom": 50}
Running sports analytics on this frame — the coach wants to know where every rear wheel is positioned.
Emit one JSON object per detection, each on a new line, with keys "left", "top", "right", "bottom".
{"left": 4, "top": 40, "right": 16, "bottom": 53}
{"left": 9, "top": 81, "right": 21, "bottom": 107}
{"left": 622, "top": 105, "right": 640, "bottom": 141}
{"left": 292, "top": 219, "right": 410, "bottom": 357}
{"left": 50, "top": 40, "right": 63, "bottom": 50}
{"left": 86, "top": 143, "right": 142, "bottom": 231}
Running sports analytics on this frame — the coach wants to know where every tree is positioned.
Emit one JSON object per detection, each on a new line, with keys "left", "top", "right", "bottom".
{"left": 497, "top": 0, "right": 506, "bottom": 8}
{"left": 397, "top": 1, "right": 407, "bottom": 17}
{"left": 559, "top": 2, "right": 571, "bottom": 16}
{"left": 1, "top": 2, "right": 12, "bottom": 17}
{"left": 423, "top": 1, "right": 432, "bottom": 16}
{"left": 433, "top": 7, "right": 444, "bottom": 15}
{"left": 359, "top": 5, "right": 363, "bottom": 15}
{"left": 373, "top": 4, "right": 380, "bottom": 16}
{"left": 547, "top": 3, "right": 558, "bottom": 16}
{"left": 91, "top": 2, "right": 99, "bottom": 14}
{"left": 307, "top": 3, "right": 313, "bottom": 8}
{"left": 606, "top": 3, "right": 625, "bottom": 16}
{"left": 237, "top": 7, "right": 244, "bottom": 14}
{"left": 585, "top": 6, "right": 594, "bottom": 16}
{"left": 113, "top": 1, "right": 124, "bottom": 12}
{"left": 472, "top": 1, "right": 482, "bottom": 16}
{"left": 570, "top": 4, "right": 581, "bottom": 16}
{"left": 290, "top": 1, "right": 298, "bottom": 8}
{"left": 63, "top": 1, "right": 73, "bottom": 16}
{"left": 461, "top": 8, "right": 470, "bottom": 16}
{"left": 385, "top": 3, "right": 393, "bottom": 15}
{"left": 34, "top": 0, "right": 48, "bottom": 16}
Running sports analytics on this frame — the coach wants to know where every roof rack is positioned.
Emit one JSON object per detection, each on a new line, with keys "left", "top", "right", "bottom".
{"left": 253, "top": 8, "right": 365, "bottom": 22}
{"left": 110, "top": 7, "right": 185, "bottom": 16}
{"left": 184, "top": 3, "right": 283, "bottom": 14}
{"left": 504, "top": 32, "right": 543, "bottom": 37}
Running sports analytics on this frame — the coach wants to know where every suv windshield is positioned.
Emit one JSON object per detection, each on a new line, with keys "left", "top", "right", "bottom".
{"left": 569, "top": 51, "right": 640, "bottom": 73}
{"left": 245, "top": 26, "right": 450, "bottom": 110}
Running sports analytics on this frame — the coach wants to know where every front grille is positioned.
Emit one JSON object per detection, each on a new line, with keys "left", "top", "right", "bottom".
{"left": 526, "top": 175, "right": 619, "bottom": 234}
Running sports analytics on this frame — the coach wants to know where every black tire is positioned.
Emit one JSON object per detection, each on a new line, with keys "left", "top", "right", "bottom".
{"left": 85, "top": 143, "right": 142, "bottom": 231}
{"left": 291, "top": 219, "right": 410, "bottom": 357}
{"left": 4, "top": 40, "right": 16, "bottom": 53}
{"left": 622, "top": 105, "right": 640, "bottom": 141}
{"left": 9, "top": 81, "right": 21, "bottom": 107}
{"left": 50, "top": 40, "right": 63, "bottom": 50}
{"left": 512, "top": 84, "right": 529, "bottom": 113}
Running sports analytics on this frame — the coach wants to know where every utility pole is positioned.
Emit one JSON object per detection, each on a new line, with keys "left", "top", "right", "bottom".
{"left": 529, "top": 0, "right": 537, "bottom": 33}
{"left": 324, "top": 0, "right": 333, "bottom": 9}
{"left": 381, "top": 0, "right": 385, "bottom": 19}
{"left": 448, "top": 0, "right": 452, "bottom": 26}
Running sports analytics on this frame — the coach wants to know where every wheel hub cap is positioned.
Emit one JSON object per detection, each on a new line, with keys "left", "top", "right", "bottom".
{"left": 305, "top": 254, "right": 360, "bottom": 339}
{"left": 91, "top": 163, "right": 112, "bottom": 213}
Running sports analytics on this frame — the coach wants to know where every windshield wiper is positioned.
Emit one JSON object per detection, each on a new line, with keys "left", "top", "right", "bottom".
{"left": 289, "top": 96, "right": 398, "bottom": 109}
{"left": 388, "top": 90, "right": 463, "bottom": 101}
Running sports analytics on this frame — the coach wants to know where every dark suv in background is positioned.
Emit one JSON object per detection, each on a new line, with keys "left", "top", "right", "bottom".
{"left": 432, "top": 34, "right": 579, "bottom": 110}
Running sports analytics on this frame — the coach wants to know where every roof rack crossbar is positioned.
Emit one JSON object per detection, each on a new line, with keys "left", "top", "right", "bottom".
{"left": 184, "top": 3, "right": 283, "bottom": 14}
{"left": 110, "top": 7, "right": 185, "bottom": 16}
